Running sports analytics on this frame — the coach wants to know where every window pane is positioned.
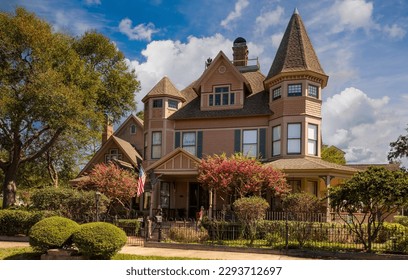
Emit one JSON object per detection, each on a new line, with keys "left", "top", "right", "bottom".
{"left": 153, "top": 99, "right": 163, "bottom": 108}
{"left": 152, "top": 146, "right": 161, "bottom": 158}
{"left": 183, "top": 132, "right": 196, "bottom": 146}
{"left": 243, "top": 130, "right": 257, "bottom": 144}
{"left": 288, "top": 139, "right": 301, "bottom": 154}
{"left": 273, "top": 126, "right": 281, "bottom": 140}
{"left": 215, "top": 86, "right": 229, "bottom": 93}
{"left": 273, "top": 141, "right": 281, "bottom": 156}
{"left": 243, "top": 144, "right": 257, "bottom": 157}
{"left": 308, "top": 140, "right": 317, "bottom": 155}
{"left": 288, "top": 84, "right": 302, "bottom": 96}
{"left": 273, "top": 87, "right": 281, "bottom": 100}
{"left": 230, "top": 93, "right": 235, "bottom": 104}
{"left": 222, "top": 93, "right": 229, "bottom": 105}
{"left": 168, "top": 99, "right": 178, "bottom": 109}
{"left": 130, "top": 125, "right": 136, "bottom": 134}
{"left": 308, "top": 124, "right": 317, "bottom": 140}
{"left": 183, "top": 146, "right": 196, "bottom": 156}
{"left": 152, "top": 132, "right": 162, "bottom": 144}
{"left": 308, "top": 85, "right": 318, "bottom": 98}
{"left": 288, "top": 124, "right": 301, "bottom": 138}
{"left": 215, "top": 94, "right": 221, "bottom": 105}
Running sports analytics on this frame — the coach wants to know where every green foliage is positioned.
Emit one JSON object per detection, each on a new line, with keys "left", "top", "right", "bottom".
{"left": 388, "top": 125, "right": 408, "bottom": 162}
{"left": 282, "top": 192, "right": 325, "bottom": 213}
{"left": 30, "top": 187, "right": 109, "bottom": 222}
{"left": 321, "top": 145, "right": 346, "bottom": 165}
{"left": 329, "top": 166, "right": 408, "bottom": 252}
{"left": 0, "top": 209, "right": 55, "bottom": 236}
{"left": 167, "top": 227, "right": 209, "bottom": 243}
{"left": 233, "top": 196, "right": 269, "bottom": 245}
{"left": 116, "top": 219, "right": 141, "bottom": 235}
{"left": 72, "top": 222, "right": 127, "bottom": 259}
{"left": 375, "top": 222, "right": 407, "bottom": 243}
{"left": 29, "top": 216, "right": 80, "bottom": 252}
{"left": 394, "top": 216, "right": 408, "bottom": 227}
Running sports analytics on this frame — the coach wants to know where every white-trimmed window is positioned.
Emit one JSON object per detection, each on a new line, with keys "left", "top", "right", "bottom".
{"left": 105, "top": 149, "right": 122, "bottom": 163}
{"left": 287, "top": 123, "right": 301, "bottom": 154}
{"left": 272, "top": 87, "right": 281, "bottom": 100}
{"left": 308, "top": 124, "right": 318, "bottom": 156}
{"left": 243, "top": 130, "right": 258, "bottom": 157}
{"left": 151, "top": 131, "right": 162, "bottom": 159}
{"left": 308, "top": 85, "right": 318, "bottom": 98}
{"left": 272, "top": 125, "right": 281, "bottom": 156}
{"left": 130, "top": 124, "right": 137, "bottom": 134}
{"left": 182, "top": 132, "right": 196, "bottom": 156}
{"left": 168, "top": 99, "right": 178, "bottom": 109}
{"left": 153, "top": 99, "right": 163, "bottom": 108}
{"left": 209, "top": 86, "right": 235, "bottom": 106}
{"left": 288, "top": 180, "right": 302, "bottom": 193}
{"left": 288, "top": 84, "right": 302, "bottom": 97}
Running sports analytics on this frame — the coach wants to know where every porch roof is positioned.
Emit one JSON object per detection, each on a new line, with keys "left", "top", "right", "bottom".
{"left": 266, "top": 157, "right": 358, "bottom": 178}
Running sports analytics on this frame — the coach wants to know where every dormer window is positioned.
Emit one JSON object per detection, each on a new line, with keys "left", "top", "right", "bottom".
{"left": 130, "top": 124, "right": 137, "bottom": 134}
{"left": 288, "top": 84, "right": 302, "bottom": 97}
{"left": 153, "top": 99, "right": 163, "bottom": 108}
{"left": 209, "top": 86, "right": 235, "bottom": 106}
{"left": 168, "top": 99, "right": 178, "bottom": 109}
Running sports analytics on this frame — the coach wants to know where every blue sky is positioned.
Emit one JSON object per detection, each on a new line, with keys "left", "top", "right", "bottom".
{"left": 1, "top": 0, "right": 408, "bottom": 165}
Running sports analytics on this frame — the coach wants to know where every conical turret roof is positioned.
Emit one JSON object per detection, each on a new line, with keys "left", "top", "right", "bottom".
{"left": 142, "top": 76, "right": 186, "bottom": 102}
{"left": 266, "top": 10, "right": 327, "bottom": 83}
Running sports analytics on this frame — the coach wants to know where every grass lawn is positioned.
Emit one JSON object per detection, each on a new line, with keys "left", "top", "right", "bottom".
{"left": 0, "top": 247, "right": 203, "bottom": 260}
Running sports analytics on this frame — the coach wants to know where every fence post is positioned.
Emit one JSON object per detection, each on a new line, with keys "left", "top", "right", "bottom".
{"left": 285, "top": 212, "right": 289, "bottom": 250}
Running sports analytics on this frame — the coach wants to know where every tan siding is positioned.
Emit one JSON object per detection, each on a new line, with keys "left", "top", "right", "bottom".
{"left": 305, "top": 98, "right": 322, "bottom": 117}
{"left": 203, "top": 130, "right": 234, "bottom": 156}
{"left": 175, "top": 116, "right": 268, "bottom": 130}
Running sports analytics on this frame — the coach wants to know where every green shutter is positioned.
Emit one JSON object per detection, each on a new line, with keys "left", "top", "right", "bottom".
{"left": 175, "top": 131, "right": 181, "bottom": 148}
{"left": 234, "top": 130, "right": 241, "bottom": 153}
{"left": 259, "top": 128, "right": 266, "bottom": 159}
{"left": 197, "top": 131, "right": 203, "bottom": 158}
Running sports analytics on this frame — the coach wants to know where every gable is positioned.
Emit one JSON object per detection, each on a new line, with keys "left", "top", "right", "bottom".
{"left": 146, "top": 148, "right": 200, "bottom": 175}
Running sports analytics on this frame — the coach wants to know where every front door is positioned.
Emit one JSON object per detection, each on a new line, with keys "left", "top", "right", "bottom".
{"left": 188, "top": 183, "right": 209, "bottom": 219}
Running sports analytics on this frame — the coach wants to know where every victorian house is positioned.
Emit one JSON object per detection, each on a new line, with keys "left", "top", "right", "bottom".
{"left": 73, "top": 10, "right": 358, "bottom": 219}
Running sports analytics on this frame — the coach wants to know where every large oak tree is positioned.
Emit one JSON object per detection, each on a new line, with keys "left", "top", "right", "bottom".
{"left": 0, "top": 8, "right": 140, "bottom": 208}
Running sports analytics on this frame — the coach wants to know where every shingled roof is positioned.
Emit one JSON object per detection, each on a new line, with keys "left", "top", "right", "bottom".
{"left": 266, "top": 9, "right": 327, "bottom": 83}
{"left": 169, "top": 71, "right": 271, "bottom": 120}
{"left": 142, "top": 76, "right": 186, "bottom": 103}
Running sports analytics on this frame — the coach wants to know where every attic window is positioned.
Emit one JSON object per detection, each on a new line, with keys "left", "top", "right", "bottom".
{"left": 168, "top": 99, "right": 178, "bottom": 109}
{"left": 308, "top": 85, "right": 318, "bottom": 98}
{"left": 272, "top": 87, "right": 281, "bottom": 100}
{"left": 105, "top": 149, "right": 122, "bottom": 163}
{"left": 209, "top": 86, "right": 235, "bottom": 106}
{"left": 130, "top": 124, "right": 137, "bottom": 134}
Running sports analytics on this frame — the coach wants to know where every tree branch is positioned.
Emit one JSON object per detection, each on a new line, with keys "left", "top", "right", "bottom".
{"left": 21, "top": 128, "right": 63, "bottom": 164}
{"left": 21, "top": 125, "right": 51, "bottom": 150}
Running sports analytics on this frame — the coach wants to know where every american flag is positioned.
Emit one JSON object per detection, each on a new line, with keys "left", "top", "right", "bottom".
{"left": 137, "top": 165, "right": 146, "bottom": 197}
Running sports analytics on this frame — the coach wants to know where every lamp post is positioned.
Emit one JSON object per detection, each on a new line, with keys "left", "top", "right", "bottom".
{"left": 95, "top": 191, "right": 101, "bottom": 222}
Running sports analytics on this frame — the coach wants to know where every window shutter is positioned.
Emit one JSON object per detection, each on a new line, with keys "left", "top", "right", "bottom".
{"left": 259, "top": 128, "right": 266, "bottom": 159}
{"left": 234, "top": 130, "right": 241, "bottom": 153}
{"left": 197, "top": 131, "right": 203, "bottom": 158}
{"left": 175, "top": 131, "right": 181, "bottom": 148}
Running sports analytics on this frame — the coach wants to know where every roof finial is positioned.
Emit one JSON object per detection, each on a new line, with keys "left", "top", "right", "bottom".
{"left": 293, "top": 7, "right": 299, "bottom": 15}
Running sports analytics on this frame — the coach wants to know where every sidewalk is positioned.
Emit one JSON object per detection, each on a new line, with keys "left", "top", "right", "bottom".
{"left": 0, "top": 241, "right": 311, "bottom": 260}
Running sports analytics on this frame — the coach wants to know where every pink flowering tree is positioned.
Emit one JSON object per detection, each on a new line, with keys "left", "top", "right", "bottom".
{"left": 197, "top": 153, "right": 288, "bottom": 199}
{"left": 79, "top": 162, "right": 138, "bottom": 212}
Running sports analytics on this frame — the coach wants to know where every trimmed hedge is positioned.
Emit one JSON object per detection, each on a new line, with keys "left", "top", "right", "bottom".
{"left": 73, "top": 222, "right": 127, "bottom": 259}
{"left": 0, "top": 210, "right": 55, "bottom": 236}
{"left": 394, "top": 216, "right": 408, "bottom": 227}
{"left": 29, "top": 216, "right": 80, "bottom": 252}
{"left": 116, "top": 219, "right": 141, "bottom": 236}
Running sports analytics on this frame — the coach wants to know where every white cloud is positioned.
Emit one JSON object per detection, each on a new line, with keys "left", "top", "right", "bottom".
{"left": 271, "top": 32, "right": 283, "bottom": 49}
{"left": 322, "top": 87, "right": 408, "bottom": 164}
{"left": 84, "top": 0, "right": 101, "bottom": 5}
{"left": 383, "top": 24, "right": 406, "bottom": 39}
{"left": 255, "top": 6, "right": 284, "bottom": 34}
{"left": 52, "top": 9, "right": 105, "bottom": 35}
{"left": 329, "top": 0, "right": 376, "bottom": 33}
{"left": 119, "top": 18, "right": 159, "bottom": 41}
{"left": 220, "top": 0, "right": 249, "bottom": 29}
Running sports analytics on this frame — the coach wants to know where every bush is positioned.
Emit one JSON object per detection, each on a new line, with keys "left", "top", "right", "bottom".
{"left": 73, "top": 222, "right": 127, "bottom": 259}
{"left": 375, "top": 222, "right": 407, "bottom": 243}
{"left": 116, "top": 219, "right": 141, "bottom": 236}
{"left": 394, "top": 216, "right": 408, "bottom": 227}
{"left": 29, "top": 216, "right": 80, "bottom": 252}
{"left": 0, "top": 209, "right": 55, "bottom": 236}
{"left": 168, "top": 227, "right": 208, "bottom": 243}
{"left": 30, "top": 187, "right": 109, "bottom": 222}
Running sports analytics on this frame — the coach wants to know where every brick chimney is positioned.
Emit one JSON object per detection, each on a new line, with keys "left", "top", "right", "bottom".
{"left": 102, "top": 115, "right": 113, "bottom": 145}
{"left": 232, "top": 37, "right": 248, "bottom": 67}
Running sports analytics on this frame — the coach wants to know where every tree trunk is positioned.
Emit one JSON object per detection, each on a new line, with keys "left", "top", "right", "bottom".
{"left": 2, "top": 165, "right": 18, "bottom": 208}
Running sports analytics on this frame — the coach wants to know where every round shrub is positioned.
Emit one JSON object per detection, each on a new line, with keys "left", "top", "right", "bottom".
{"left": 73, "top": 222, "right": 127, "bottom": 259}
{"left": 29, "top": 216, "right": 80, "bottom": 252}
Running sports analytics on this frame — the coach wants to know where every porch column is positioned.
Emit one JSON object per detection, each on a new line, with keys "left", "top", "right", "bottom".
{"left": 321, "top": 175, "right": 334, "bottom": 223}
{"left": 208, "top": 189, "right": 213, "bottom": 219}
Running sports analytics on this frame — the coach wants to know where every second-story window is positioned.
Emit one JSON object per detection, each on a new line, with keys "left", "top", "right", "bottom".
{"left": 287, "top": 123, "right": 301, "bottom": 154}
{"left": 153, "top": 99, "right": 163, "bottom": 108}
{"left": 182, "top": 132, "right": 196, "bottom": 156}
{"left": 288, "top": 84, "right": 302, "bottom": 97}
{"left": 209, "top": 86, "right": 235, "bottom": 106}
{"left": 308, "top": 124, "right": 318, "bottom": 156}
{"left": 272, "top": 125, "right": 281, "bottom": 156}
{"left": 243, "top": 130, "right": 258, "bottom": 157}
{"left": 151, "top": 131, "right": 162, "bottom": 159}
{"left": 308, "top": 85, "right": 319, "bottom": 98}
{"left": 168, "top": 99, "right": 178, "bottom": 109}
